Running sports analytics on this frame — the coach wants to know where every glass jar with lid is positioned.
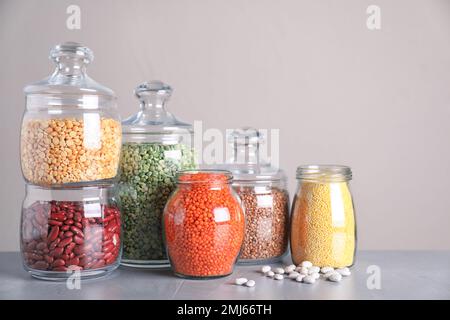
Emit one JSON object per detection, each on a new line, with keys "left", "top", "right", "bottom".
{"left": 290, "top": 165, "right": 356, "bottom": 268}
{"left": 119, "top": 81, "right": 196, "bottom": 268}
{"left": 20, "top": 42, "right": 122, "bottom": 186}
{"left": 224, "top": 128, "right": 289, "bottom": 264}
{"left": 20, "top": 184, "right": 121, "bottom": 280}
{"left": 163, "top": 170, "right": 245, "bottom": 279}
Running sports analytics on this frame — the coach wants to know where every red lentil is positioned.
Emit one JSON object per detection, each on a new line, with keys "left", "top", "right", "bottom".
{"left": 163, "top": 171, "right": 245, "bottom": 278}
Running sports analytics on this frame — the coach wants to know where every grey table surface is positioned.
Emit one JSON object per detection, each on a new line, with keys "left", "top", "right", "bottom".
{"left": 0, "top": 251, "right": 449, "bottom": 300}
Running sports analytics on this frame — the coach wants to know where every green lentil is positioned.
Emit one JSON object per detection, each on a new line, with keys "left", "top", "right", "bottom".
{"left": 119, "top": 142, "right": 196, "bottom": 261}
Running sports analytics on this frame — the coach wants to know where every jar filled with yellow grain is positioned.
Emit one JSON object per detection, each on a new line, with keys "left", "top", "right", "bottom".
{"left": 20, "top": 42, "right": 121, "bottom": 187}
{"left": 290, "top": 165, "right": 356, "bottom": 268}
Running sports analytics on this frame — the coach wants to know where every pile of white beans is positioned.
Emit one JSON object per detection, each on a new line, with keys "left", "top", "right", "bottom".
{"left": 234, "top": 261, "right": 351, "bottom": 287}
{"left": 262, "top": 261, "right": 351, "bottom": 284}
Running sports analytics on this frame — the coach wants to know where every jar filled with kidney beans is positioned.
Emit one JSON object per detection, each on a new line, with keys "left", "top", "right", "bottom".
{"left": 20, "top": 184, "right": 122, "bottom": 280}
{"left": 163, "top": 170, "right": 245, "bottom": 279}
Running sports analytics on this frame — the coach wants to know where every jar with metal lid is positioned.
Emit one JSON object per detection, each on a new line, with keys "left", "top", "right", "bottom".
{"left": 163, "top": 170, "right": 245, "bottom": 279}
{"left": 290, "top": 165, "right": 356, "bottom": 268}
{"left": 20, "top": 42, "right": 121, "bottom": 186}
{"left": 119, "top": 81, "right": 196, "bottom": 268}
{"left": 224, "top": 128, "right": 289, "bottom": 264}
{"left": 20, "top": 184, "right": 122, "bottom": 280}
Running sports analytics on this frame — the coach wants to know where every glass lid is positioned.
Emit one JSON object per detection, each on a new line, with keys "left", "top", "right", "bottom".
{"left": 122, "top": 81, "right": 193, "bottom": 136}
{"left": 24, "top": 42, "right": 115, "bottom": 99}
{"left": 223, "top": 127, "right": 285, "bottom": 182}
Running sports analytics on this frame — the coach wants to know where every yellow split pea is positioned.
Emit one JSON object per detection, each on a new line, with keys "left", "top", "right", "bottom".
{"left": 21, "top": 117, "right": 121, "bottom": 185}
{"left": 290, "top": 181, "right": 355, "bottom": 268}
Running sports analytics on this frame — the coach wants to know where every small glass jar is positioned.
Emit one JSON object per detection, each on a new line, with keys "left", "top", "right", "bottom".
{"left": 290, "top": 165, "right": 356, "bottom": 268}
{"left": 20, "top": 184, "right": 122, "bottom": 280}
{"left": 224, "top": 128, "right": 289, "bottom": 264}
{"left": 119, "top": 81, "right": 196, "bottom": 268}
{"left": 163, "top": 170, "right": 245, "bottom": 279}
{"left": 20, "top": 42, "right": 121, "bottom": 187}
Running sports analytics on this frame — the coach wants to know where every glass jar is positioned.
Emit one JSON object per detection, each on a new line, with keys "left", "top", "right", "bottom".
{"left": 163, "top": 170, "right": 245, "bottom": 279}
{"left": 20, "top": 184, "right": 122, "bottom": 280}
{"left": 119, "top": 81, "right": 196, "bottom": 268}
{"left": 224, "top": 128, "right": 289, "bottom": 264}
{"left": 290, "top": 165, "right": 356, "bottom": 268}
{"left": 20, "top": 42, "right": 121, "bottom": 187}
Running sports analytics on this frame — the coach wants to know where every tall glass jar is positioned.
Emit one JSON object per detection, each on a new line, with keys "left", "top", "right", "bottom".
{"left": 119, "top": 81, "right": 196, "bottom": 268}
{"left": 20, "top": 42, "right": 121, "bottom": 187}
{"left": 224, "top": 128, "right": 289, "bottom": 264}
{"left": 20, "top": 184, "right": 122, "bottom": 280}
{"left": 290, "top": 165, "right": 356, "bottom": 268}
{"left": 163, "top": 170, "right": 245, "bottom": 279}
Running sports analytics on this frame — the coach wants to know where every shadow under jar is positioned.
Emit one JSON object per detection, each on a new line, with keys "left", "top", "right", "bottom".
{"left": 163, "top": 170, "right": 245, "bottom": 279}
{"left": 119, "top": 81, "right": 196, "bottom": 268}
{"left": 20, "top": 184, "right": 122, "bottom": 280}
{"left": 20, "top": 42, "right": 121, "bottom": 187}
{"left": 290, "top": 165, "right": 356, "bottom": 268}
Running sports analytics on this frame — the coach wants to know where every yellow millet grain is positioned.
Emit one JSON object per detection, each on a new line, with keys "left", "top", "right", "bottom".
{"left": 291, "top": 181, "right": 355, "bottom": 268}
{"left": 20, "top": 117, "right": 121, "bottom": 185}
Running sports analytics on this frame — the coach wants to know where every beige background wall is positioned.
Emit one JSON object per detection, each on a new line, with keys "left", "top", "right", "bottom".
{"left": 1, "top": 0, "right": 449, "bottom": 251}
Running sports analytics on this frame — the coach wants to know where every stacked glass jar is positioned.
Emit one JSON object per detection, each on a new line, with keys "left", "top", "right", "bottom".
{"left": 119, "top": 81, "right": 196, "bottom": 268}
{"left": 224, "top": 128, "right": 290, "bottom": 264}
{"left": 20, "top": 42, "right": 122, "bottom": 280}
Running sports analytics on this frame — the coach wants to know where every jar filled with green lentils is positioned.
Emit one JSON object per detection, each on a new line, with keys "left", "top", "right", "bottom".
{"left": 119, "top": 81, "right": 196, "bottom": 268}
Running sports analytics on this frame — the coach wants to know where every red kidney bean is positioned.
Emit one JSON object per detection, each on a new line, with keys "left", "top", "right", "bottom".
{"left": 22, "top": 201, "right": 121, "bottom": 272}
{"left": 48, "top": 220, "right": 63, "bottom": 226}
{"left": 51, "top": 247, "right": 64, "bottom": 257}
{"left": 74, "top": 212, "right": 82, "bottom": 222}
{"left": 26, "top": 240, "right": 37, "bottom": 251}
{"left": 73, "top": 235, "right": 84, "bottom": 245}
{"left": 64, "top": 242, "right": 76, "bottom": 254}
{"left": 68, "top": 257, "right": 79, "bottom": 266}
{"left": 51, "top": 213, "right": 66, "bottom": 221}
{"left": 49, "top": 238, "right": 60, "bottom": 250}
{"left": 52, "top": 259, "right": 65, "bottom": 267}
{"left": 92, "top": 252, "right": 104, "bottom": 259}
{"left": 30, "top": 253, "right": 43, "bottom": 261}
{"left": 44, "top": 255, "right": 54, "bottom": 264}
{"left": 102, "top": 243, "right": 114, "bottom": 254}
{"left": 58, "top": 237, "right": 72, "bottom": 248}
{"left": 70, "top": 226, "right": 84, "bottom": 238}
{"left": 47, "top": 226, "right": 59, "bottom": 242}
{"left": 36, "top": 242, "right": 47, "bottom": 251}
{"left": 64, "top": 231, "right": 74, "bottom": 238}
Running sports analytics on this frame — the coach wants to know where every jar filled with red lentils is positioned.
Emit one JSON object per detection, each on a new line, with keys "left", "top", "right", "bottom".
{"left": 224, "top": 128, "right": 290, "bottom": 264}
{"left": 163, "top": 170, "right": 245, "bottom": 279}
{"left": 20, "top": 184, "right": 122, "bottom": 280}
{"left": 21, "top": 42, "right": 121, "bottom": 187}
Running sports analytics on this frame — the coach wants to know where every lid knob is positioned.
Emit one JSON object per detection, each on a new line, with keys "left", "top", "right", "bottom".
{"left": 50, "top": 42, "right": 93, "bottom": 64}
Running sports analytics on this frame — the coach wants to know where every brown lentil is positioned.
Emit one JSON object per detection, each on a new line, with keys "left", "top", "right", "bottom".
{"left": 20, "top": 118, "right": 121, "bottom": 185}
{"left": 236, "top": 186, "right": 289, "bottom": 261}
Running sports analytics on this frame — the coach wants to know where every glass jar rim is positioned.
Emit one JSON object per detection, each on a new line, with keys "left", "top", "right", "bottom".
{"left": 296, "top": 165, "right": 352, "bottom": 182}
{"left": 176, "top": 169, "right": 233, "bottom": 184}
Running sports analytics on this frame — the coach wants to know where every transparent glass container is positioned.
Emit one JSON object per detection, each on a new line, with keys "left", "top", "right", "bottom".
{"left": 224, "top": 128, "right": 289, "bottom": 264}
{"left": 290, "top": 165, "right": 356, "bottom": 268}
{"left": 119, "top": 81, "right": 196, "bottom": 268}
{"left": 163, "top": 170, "right": 245, "bottom": 279}
{"left": 20, "top": 42, "right": 121, "bottom": 187}
{"left": 20, "top": 184, "right": 122, "bottom": 280}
